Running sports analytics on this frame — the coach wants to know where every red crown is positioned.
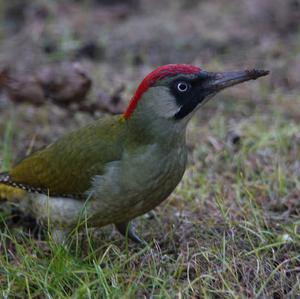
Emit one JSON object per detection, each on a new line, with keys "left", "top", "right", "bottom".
{"left": 124, "top": 64, "right": 200, "bottom": 119}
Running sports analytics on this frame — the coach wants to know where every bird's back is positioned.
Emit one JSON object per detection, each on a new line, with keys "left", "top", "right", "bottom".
{"left": 0, "top": 115, "right": 126, "bottom": 199}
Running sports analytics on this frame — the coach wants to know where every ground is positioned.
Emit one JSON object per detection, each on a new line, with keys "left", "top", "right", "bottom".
{"left": 0, "top": 0, "right": 300, "bottom": 298}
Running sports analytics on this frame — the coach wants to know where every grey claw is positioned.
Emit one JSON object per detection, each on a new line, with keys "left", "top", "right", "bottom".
{"left": 115, "top": 221, "right": 146, "bottom": 245}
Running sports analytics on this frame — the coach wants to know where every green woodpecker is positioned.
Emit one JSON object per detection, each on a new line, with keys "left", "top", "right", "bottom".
{"left": 0, "top": 64, "right": 269, "bottom": 243}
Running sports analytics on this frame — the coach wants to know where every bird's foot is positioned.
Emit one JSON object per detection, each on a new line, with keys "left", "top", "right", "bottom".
{"left": 115, "top": 221, "right": 146, "bottom": 245}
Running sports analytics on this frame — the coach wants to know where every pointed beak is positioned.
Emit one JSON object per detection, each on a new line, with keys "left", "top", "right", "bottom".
{"left": 173, "top": 68, "right": 269, "bottom": 120}
{"left": 201, "top": 69, "right": 269, "bottom": 94}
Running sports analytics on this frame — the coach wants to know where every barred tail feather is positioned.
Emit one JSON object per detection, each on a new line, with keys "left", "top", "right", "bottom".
{"left": 0, "top": 172, "right": 9, "bottom": 181}
{"left": 0, "top": 172, "right": 26, "bottom": 200}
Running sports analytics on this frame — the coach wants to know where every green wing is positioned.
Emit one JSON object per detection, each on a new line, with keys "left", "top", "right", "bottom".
{"left": 9, "top": 116, "right": 125, "bottom": 197}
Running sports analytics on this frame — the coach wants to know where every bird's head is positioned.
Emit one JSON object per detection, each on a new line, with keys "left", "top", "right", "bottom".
{"left": 124, "top": 64, "right": 269, "bottom": 137}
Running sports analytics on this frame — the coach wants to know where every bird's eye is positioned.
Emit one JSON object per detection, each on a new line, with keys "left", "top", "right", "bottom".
{"left": 177, "top": 81, "right": 190, "bottom": 92}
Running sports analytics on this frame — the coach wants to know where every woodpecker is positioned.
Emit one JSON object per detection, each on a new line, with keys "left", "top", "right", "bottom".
{"left": 0, "top": 64, "right": 269, "bottom": 243}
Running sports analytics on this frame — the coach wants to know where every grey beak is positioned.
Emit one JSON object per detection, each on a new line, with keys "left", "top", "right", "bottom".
{"left": 207, "top": 69, "right": 269, "bottom": 92}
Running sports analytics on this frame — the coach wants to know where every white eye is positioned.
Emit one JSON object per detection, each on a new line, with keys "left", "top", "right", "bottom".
{"left": 177, "top": 82, "right": 189, "bottom": 92}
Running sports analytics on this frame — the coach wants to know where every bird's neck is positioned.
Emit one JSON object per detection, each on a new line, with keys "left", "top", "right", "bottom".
{"left": 125, "top": 112, "right": 187, "bottom": 149}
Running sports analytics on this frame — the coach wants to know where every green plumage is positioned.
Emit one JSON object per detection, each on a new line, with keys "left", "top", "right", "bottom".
{"left": 10, "top": 115, "right": 126, "bottom": 197}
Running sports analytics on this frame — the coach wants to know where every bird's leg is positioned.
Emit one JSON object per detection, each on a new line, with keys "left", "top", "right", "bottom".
{"left": 115, "top": 221, "right": 146, "bottom": 244}
{"left": 145, "top": 210, "right": 156, "bottom": 220}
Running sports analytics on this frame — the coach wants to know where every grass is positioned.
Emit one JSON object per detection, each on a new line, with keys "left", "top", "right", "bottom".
{"left": 0, "top": 87, "right": 300, "bottom": 298}
{"left": 1, "top": 0, "right": 300, "bottom": 296}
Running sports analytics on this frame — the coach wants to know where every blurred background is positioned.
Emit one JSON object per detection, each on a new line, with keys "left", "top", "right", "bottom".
{"left": 0, "top": 0, "right": 299, "bottom": 158}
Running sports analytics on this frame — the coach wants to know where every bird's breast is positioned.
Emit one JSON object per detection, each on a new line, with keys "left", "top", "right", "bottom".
{"left": 88, "top": 143, "right": 187, "bottom": 225}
